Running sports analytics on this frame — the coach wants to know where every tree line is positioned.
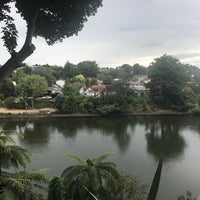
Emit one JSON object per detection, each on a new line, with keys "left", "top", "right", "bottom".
{"left": 0, "top": 55, "right": 200, "bottom": 114}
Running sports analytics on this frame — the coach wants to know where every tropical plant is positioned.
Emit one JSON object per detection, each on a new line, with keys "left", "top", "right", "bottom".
{"left": 0, "top": 132, "right": 31, "bottom": 175}
{"left": 48, "top": 177, "right": 65, "bottom": 200}
{"left": 177, "top": 191, "right": 198, "bottom": 200}
{"left": 61, "top": 152, "right": 119, "bottom": 200}
{"left": 0, "top": 169, "right": 49, "bottom": 200}
{"left": 0, "top": 132, "right": 49, "bottom": 200}
{"left": 109, "top": 174, "right": 147, "bottom": 200}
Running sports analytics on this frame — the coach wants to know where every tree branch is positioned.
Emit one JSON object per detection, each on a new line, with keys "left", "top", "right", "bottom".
{"left": 0, "top": 5, "right": 40, "bottom": 82}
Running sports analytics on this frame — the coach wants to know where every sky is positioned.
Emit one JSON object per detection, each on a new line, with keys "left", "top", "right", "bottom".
{"left": 1, "top": 0, "right": 200, "bottom": 68}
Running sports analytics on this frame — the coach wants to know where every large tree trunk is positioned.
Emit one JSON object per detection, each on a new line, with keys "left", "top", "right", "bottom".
{"left": 0, "top": 6, "right": 39, "bottom": 83}
{"left": 0, "top": 44, "right": 35, "bottom": 81}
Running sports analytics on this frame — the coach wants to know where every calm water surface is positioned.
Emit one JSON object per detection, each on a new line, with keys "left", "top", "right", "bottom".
{"left": 1, "top": 116, "right": 200, "bottom": 200}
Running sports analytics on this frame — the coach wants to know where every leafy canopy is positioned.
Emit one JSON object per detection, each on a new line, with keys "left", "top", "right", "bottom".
{"left": 0, "top": 0, "right": 103, "bottom": 54}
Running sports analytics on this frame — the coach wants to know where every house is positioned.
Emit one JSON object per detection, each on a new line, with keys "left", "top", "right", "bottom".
{"left": 126, "top": 80, "right": 149, "bottom": 96}
{"left": 132, "top": 75, "right": 150, "bottom": 83}
{"left": 47, "top": 79, "right": 65, "bottom": 96}
{"left": 84, "top": 88, "right": 97, "bottom": 96}
{"left": 80, "top": 84, "right": 113, "bottom": 96}
{"left": 91, "top": 84, "right": 105, "bottom": 93}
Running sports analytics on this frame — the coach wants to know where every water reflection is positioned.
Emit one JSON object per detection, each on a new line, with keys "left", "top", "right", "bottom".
{"left": 51, "top": 117, "right": 135, "bottom": 153}
{"left": 144, "top": 116, "right": 186, "bottom": 162}
{"left": 0, "top": 116, "right": 188, "bottom": 157}
{"left": 0, "top": 117, "right": 135, "bottom": 152}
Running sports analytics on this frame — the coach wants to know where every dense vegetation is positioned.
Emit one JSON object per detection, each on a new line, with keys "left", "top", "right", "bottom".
{"left": 0, "top": 55, "right": 200, "bottom": 115}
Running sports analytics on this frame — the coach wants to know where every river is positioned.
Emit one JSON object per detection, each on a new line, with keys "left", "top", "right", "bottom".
{"left": 1, "top": 115, "right": 200, "bottom": 200}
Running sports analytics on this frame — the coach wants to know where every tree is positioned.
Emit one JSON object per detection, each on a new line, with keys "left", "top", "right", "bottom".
{"left": 0, "top": 78, "right": 16, "bottom": 99}
{"left": 63, "top": 62, "right": 79, "bottom": 79}
{"left": 48, "top": 177, "right": 65, "bottom": 200}
{"left": 77, "top": 61, "right": 99, "bottom": 78}
{"left": 16, "top": 74, "right": 48, "bottom": 108}
{"left": 132, "top": 63, "right": 148, "bottom": 75}
{"left": 61, "top": 152, "right": 119, "bottom": 200}
{"left": 0, "top": 133, "right": 49, "bottom": 200}
{"left": 0, "top": 0, "right": 103, "bottom": 81}
{"left": 147, "top": 55, "right": 189, "bottom": 109}
{"left": 32, "top": 65, "right": 57, "bottom": 86}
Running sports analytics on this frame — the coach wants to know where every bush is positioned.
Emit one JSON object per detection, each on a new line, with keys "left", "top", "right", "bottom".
{"left": 4, "top": 97, "right": 17, "bottom": 109}
{"left": 177, "top": 191, "right": 197, "bottom": 200}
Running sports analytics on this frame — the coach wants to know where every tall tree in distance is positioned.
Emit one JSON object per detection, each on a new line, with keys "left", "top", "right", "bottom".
{"left": 147, "top": 55, "right": 189, "bottom": 109}
{"left": 77, "top": 61, "right": 99, "bottom": 78}
{"left": 0, "top": 0, "right": 103, "bottom": 81}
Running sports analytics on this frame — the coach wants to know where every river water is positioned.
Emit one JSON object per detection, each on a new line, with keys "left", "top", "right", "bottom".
{"left": 2, "top": 115, "right": 200, "bottom": 200}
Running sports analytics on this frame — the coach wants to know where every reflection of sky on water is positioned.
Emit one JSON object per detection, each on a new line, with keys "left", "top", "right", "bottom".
{"left": 0, "top": 116, "right": 200, "bottom": 200}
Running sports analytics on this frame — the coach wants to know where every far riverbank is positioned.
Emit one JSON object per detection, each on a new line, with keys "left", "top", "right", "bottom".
{"left": 0, "top": 107, "right": 192, "bottom": 118}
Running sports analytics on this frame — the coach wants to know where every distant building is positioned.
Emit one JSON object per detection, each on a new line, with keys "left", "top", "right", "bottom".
{"left": 47, "top": 79, "right": 65, "bottom": 96}
{"left": 126, "top": 76, "right": 150, "bottom": 97}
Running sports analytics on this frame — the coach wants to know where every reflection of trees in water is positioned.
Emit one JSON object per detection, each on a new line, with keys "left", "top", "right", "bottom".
{"left": 144, "top": 116, "right": 186, "bottom": 162}
{"left": 82, "top": 117, "right": 135, "bottom": 153}
{"left": 22, "top": 119, "right": 51, "bottom": 144}
{"left": 51, "top": 117, "right": 137, "bottom": 153}
{"left": 0, "top": 119, "right": 51, "bottom": 145}
{"left": 186, "top": 116, "right": 200, "bottom": 135}
{"left": 49, "top": 118, "right": 82, "bottom": 139}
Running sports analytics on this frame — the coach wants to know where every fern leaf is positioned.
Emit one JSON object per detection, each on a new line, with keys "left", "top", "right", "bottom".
{"left": 92, "top": 152, "right": 114, "bottom": 164}
{"left": 0, "top": 189, "right": 16, "bottom": 200}
{"left": 64, "top": 152, "right": 86, "bottom": 165}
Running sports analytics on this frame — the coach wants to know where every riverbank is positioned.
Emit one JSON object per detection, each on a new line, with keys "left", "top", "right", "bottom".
{"left": 0, "top": 107, "right": 190, "bottom": 118}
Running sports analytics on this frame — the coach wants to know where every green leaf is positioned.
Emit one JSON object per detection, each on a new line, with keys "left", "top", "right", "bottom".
{"left": 92, "top": 152, "right": 114, "bottom": 164}
{"left": 64, "top": 152, "right": 87, "bottom": 165}
{"left": 0, "top": 189, "right": 16, "bottom": 200}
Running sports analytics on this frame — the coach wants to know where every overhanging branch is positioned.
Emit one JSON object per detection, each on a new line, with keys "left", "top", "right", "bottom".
{"left": 0, "top": 4, "right": 40, "bottom": 82}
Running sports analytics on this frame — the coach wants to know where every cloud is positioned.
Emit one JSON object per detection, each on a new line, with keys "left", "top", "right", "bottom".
{"left": 1, "top": 0, "right": 200, "bottom": 68}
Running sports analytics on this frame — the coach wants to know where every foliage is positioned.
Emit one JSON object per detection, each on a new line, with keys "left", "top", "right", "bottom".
{"left": 177, "top": 191, "right": 197, "bottom": 200}
{"left": 0, "top": 0, "right": 103, "bottom": 81}
{"left": 0, "top": 78, "right": 16, "bottom": 99}
{"left": 147, "top": 55, "right": 189, "bottom": 110}
{"left": 3, "top": 96, "right": 17, "bottom": 109}
{"left": 0, "top": 133, "right": 49, "bottom": 200}
{"left": 77, "top": 61, "right": 99, "bottom": 78}
{"left": 63, "top": 62, "right": 79, "bottom": 79}
{"left": 48, "top": 177, "right": 65, "bottom": 200}
{"left": 102, "top": 75, "right": 113, "bottom": 85}
{"left": 16, "top": 74, "right": 48, "bottom": 108}
{"left": 32, "top": 66, "right": 57, "bottom": 86}
{"left": 16, "top": 74, "right": 48, "bottom": 98}
{"left": 75, "top": 74, "right": 85, "bottom": 82}
{"left": 61, "top": 152, "right": 119, "bottom": 200}
{"left": 98, "top": 104, "right": 120, "bottom": 115}
{"left": 109, "top": 174, "right": 147, "bottom": 200}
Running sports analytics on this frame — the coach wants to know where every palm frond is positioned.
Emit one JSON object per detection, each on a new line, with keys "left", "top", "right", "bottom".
{"left": 0, "top": 189, "right": 16, "bottom": 200}
{"left": 0, "top": 143, "right": 10, "bottom": 155}
{"left": 4, "top": 177, "right": 24, "bottom": 193}
{"left": 98, "top": 169, "right": 118, "bottom": 191}
{"left": 8, "top": 145, "right": 32, "bottom": 168}
{"left": 87, "top": 166, "right": 101, "bottom": 192}
{"left": 97, "top": 162, "right": 119, "bottom": 178}
{"left": 0, "top": 135, "right": 15, "bottom": 144}
{"left": 92, "top": 152, "right": 114, "bottom": 164}
{"left": 64, "top": 152, "right": 86, "bottom": 165}
{"left": 18, "top": 169, "right": 50, "bottom": 184}
{"left": 61, "top": 165, "right": 86, "bottom": 179}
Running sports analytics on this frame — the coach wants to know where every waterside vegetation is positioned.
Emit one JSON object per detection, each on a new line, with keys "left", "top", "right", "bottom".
{"left": 0, "top": 55, "right": 199, "bottom": 116}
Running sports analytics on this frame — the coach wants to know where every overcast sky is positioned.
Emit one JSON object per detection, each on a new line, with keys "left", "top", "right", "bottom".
{"left": 1, "top": 0, "right": 200, "bottom": 68}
